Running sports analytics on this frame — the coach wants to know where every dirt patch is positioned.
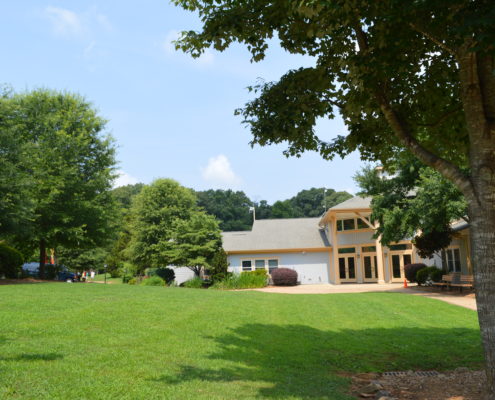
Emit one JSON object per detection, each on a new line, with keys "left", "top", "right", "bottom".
{"left": 345, "top": 369, "right": 486, "bottom": 399}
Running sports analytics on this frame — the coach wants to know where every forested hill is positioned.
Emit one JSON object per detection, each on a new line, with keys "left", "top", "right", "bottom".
{"left": 196, "top": 188, "right": 352, "bottom": 232}
{"left": 110, "top": 185, "right": 352, "bottom": 232}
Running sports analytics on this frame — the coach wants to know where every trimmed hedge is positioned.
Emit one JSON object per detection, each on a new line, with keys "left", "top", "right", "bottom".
{"left": 0, "top": 243, "right": 24, "bottom": 279}
{"left": 271, "top": 268, "right": 298, "bottom": 286}
{"left": 404, "top": 263, "right": 426, "bottom": 283}
{"left": 416, "top": 266, "right": 444, "bottom": 285}
{"left": 145, "top": 267, "right": 175, "bottom": 284}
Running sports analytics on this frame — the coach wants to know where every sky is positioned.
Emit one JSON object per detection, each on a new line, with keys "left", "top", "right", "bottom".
{"left": 0, "top": 1, "right": 366, "bottom": 204}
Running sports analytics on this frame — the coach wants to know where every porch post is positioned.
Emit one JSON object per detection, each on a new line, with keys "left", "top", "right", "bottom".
{"left": 375, "top": 233, "right": 386, "bottom": 284}
{"left": 331, "top": 215, "right": 341, "bottom": 284}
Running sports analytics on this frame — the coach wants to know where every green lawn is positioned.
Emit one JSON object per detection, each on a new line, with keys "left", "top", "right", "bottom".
{"left": 92, "top": 273, "right": 123, "bottom": 284}
{"left": 0, "top": 284, "right": 483, "bottom": 399}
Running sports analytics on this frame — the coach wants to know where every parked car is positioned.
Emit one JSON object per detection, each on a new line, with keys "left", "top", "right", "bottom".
{"left": 57, "top": 270, "right": 76, "bottom": 282}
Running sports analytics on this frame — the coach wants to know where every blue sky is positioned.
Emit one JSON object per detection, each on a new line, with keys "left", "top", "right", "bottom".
{"left": 1, "top": 1, "right": 365, "bottom": 203}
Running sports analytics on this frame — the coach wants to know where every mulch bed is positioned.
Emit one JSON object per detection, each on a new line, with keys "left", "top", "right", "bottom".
{"left": 345, "top": 369, "right": 486, "bottom": 399}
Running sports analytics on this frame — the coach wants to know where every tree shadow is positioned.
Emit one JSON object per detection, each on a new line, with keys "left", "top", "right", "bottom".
{"left": 154, "top": 324, "right": 482, "bottom": 399}
{"left": 0, "top": 353, "right": 63, "bottom": 362}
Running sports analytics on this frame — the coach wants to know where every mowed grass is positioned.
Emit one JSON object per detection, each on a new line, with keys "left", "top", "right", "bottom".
{"left": 92, "top": 274, "right": 123, "bottom": 284}
{"left": 0, "top": 284, "right": 483, "bottom": 399}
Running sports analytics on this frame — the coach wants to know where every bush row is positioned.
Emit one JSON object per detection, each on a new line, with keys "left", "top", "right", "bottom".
{"left": 404, "top": 263, "right": 443, "bottom": 285}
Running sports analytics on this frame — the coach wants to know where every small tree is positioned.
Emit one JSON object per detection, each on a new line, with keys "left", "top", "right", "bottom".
{"left": 209, "top": 248, "right": 230, "bottom": 283}
{"left": 128, "top": 178, "right": 197, "bottom": 271}
{"left": 164, "top": 211, "right": 222, "bottom": 277}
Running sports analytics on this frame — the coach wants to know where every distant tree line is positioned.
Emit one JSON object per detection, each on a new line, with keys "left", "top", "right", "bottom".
{"left": 196, "top": 187, "right": 353, "bottom": 231}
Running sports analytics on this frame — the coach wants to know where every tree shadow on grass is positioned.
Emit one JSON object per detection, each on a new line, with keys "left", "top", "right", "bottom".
{"left": 154, "top": 324, "right": 482, "bottom": 399}
{"left": 0, "top": 353, "right": 63, "bottom": 362}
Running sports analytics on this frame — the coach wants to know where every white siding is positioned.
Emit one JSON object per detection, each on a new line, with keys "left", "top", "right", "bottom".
{"left": 228, "top": 251, "right": 330, "bottom": 284}
{"left": 170, "top": 266, "right": 195, "bottom": 285}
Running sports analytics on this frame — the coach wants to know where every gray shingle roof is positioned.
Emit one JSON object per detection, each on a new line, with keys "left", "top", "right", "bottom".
{"left": 222, "top": 218, "right": 330, "bottom": 252}
{"left": 328, "top": 196, "right": 372, "bottom": 210}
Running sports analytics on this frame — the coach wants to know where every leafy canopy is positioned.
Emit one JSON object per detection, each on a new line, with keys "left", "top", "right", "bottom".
{"left": 355, "top": 156, "right": 467, "bottom": 258}
{"left": 0, "top": 88, "right": 118, "bottom": 274}
{"left": 129, "top": 178, "right": 221, "bottom": 273}
{"left": 173, "top": 0, "right": 492, "bottom": 179}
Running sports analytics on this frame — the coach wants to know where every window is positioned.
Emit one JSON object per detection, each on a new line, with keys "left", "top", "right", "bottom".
{"left": 343, "top": 219, "right": 356, "bottom": 230}
{"left": 336, "top": 217, "right": 371, "bottom": 231}
{"left": 443, "top": 248, "right": 461, "bottom": 272}
{"left": 241, "top": 258, "right": 279, "bottom": 272}
{"left": 389, "top": 244, "right": 412, "bottom": 251}
{"left": 242, "top": 260, "right": 252, "bottom": 271}
{"left": 356, "top": 218, "right": 370, "bottom": 229}
{"left": 268, "top": 259, "right": 278, "bottom": 273}
{"left": 338, "top": 247, "right": 356, "bottom": 254}
{"left": 362, "top": 246, "right": 376, "bottom": 253}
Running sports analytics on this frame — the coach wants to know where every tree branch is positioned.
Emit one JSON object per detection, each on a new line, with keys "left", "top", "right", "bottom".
{"left": 417, "top": 107, "right": 462, "bottom": 128}
{"left": 409, "top": 23, "right": 456, "bottom": 55}
{"left": 352, "top": 22, "right": 477, "bottom": 204}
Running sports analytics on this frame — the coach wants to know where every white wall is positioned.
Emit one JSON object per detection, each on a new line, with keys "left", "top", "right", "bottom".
{"left": 228, "top": 251, "right": 330, "bottom": 284}
{"left": 170, "top": 266, "right": 195, "bottom": 285}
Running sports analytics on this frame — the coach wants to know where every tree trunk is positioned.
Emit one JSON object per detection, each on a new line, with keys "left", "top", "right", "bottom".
{"left": 469, "top": 202, "right": 495, "bottom": 398}
{"left": 468, "top": 134, "right": 495, "bottom": 399}
{"left": 39, "top": 239, "right": 46, "bottom": 279}
{"left": 452, "top": 46, "right": 495, "bottom": 399}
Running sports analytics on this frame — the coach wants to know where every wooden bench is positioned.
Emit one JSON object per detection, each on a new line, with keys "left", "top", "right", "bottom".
{"left": 450, "top": 275, "right": 474, "bottom": 292}
{"left": 432, "top": 274, "right": 454, "bottom": 290}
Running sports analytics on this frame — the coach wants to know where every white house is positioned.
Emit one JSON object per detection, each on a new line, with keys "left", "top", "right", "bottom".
{"left": 222, "top": 196, "right": 469, "bottom": 284}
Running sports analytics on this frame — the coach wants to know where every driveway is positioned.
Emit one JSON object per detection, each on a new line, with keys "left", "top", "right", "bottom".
{"left": 252, "top": 283, "right": 477, "bottom": 310}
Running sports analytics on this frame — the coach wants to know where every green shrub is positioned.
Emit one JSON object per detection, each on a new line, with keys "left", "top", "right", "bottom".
{"left": 416, "top": 266, "right": 443, "bottom": 285}
{"left": 404, "top": 263, "right": 426, "bottom": 283}
{"left": 0, "top": 243, "right": 24, "bottom": 279}
{"left": 430, "top": 267, "right": 443, "bottom": 282}
{"left": 271, "top": 268, "right": 298, "bottom": 286}
{"left": 128, "top": 277, "right": 138, "bottom": 285}
{"left": 416, "top": 267, "right": 429, "bottom": 286}
{"left": 144, "top": 267, "right": 175, "bottom": 284}
{"left": 211, "top": 272, "right": 267, "bottom": 290}
{"left": 183, "top": 277, "right": 204, "bottom": 288}
{"left": 155, "top": 267, "right": 175, "bottom": 284}
{"left": 140, "top": 276, "right": 165, "bottom": 286}
{"left": 243, "top": 269, "right": 268, "bottom": 277}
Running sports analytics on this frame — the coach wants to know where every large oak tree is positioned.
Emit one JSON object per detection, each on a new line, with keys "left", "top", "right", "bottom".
{"left": 173, "top": 0, "right": 495, "bottom": 396}
{"left": 0, "top": 89, "right": 117, "bottom": 278}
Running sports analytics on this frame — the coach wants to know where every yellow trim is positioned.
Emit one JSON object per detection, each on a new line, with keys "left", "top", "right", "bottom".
{"left": 227, "top": 247, "right": 331, "bottom": 255}
{"left": 355, "top": 212, "right": 376, "bottom": 229}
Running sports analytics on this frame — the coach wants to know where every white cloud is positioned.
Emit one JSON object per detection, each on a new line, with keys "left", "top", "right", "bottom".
{"left": 45, "top": 6, "right": 84, "bottom": 37}
{"left": 201, "top": 155, "right": 241, "bottom": 188}
{"left": 113, "top": 170, "right": 139, "bottom": 188}
{"left": 163, "top": 30, "right": 214, "bottom": 67}
{"left": 44, "top": 6, "right": 112, "bottom": 39}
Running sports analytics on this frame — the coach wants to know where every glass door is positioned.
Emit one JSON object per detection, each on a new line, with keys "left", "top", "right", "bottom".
{"left": 338, "top": 256, "right": 357, "bottom": 282}
{"left": 389, "top": 253, "right": 412, "bottom": 282}
{"left": 362, "top": 254, "right": 378, "bottom": 282}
